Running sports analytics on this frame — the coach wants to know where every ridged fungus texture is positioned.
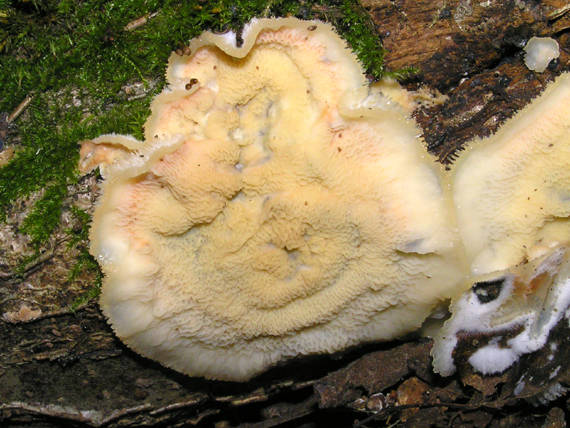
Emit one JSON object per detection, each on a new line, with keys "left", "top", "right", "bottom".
{"left": 431, "top": 74, "right": 570, "bottom": 379}
{"left": 80, "top": 18, "right": 569, "bottom": 381}
{"left": 81, "top": 18, "right": 464, "bottom": 381}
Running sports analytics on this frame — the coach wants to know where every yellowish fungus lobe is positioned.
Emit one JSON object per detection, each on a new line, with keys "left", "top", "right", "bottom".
{"left": 451, "top": 73, "right": 570, "bottom": 275}
{"left": 81, "top": 18, "right": 464, "bottom": 381}
{"left": 433, "top": 74, "right": 570, "bottom": 378}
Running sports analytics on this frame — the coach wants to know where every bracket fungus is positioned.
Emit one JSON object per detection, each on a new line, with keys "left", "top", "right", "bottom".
{"left": 80, "top": 18, "right": 570, "bottom": 381}
{"left": 434, "top": 73, "right": 570, "bottom": 378}
{"left": 451, "top": 73, "right": 570, "bottom": 276}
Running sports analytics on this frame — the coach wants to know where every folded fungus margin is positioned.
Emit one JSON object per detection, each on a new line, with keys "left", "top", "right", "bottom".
{"left": 80, "top": 18, "right": 570, "bottom": 381}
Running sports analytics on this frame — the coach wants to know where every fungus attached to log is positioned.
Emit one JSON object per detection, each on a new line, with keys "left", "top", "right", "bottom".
{"left": 432, "top": 246, "right": 570, "bottom": 377}
{"left": 81, "top": 18, "right": 464, "bottom": 381}
{"left": 81, "top": 17, "right": 570, "bottom": 382}
{"left": 451, "top": 74, "right": 570, "bottom": 275}
{"left": 432, "top": 74, "right": 570, "bottom": 377}
{"left": 523, "top": 37, "right": 560, "bottom": 73}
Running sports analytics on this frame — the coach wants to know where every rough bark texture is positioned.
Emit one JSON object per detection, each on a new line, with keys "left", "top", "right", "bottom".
{"left": 365, "top": 0, "right": 570, "bottom": 163}
{"left": 1, "top": 1, "right": 569, "bottom": 427}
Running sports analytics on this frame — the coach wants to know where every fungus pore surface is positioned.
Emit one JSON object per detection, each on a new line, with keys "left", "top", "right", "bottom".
{"left": 81, "top": 18, "right": 464, "bottom": 381}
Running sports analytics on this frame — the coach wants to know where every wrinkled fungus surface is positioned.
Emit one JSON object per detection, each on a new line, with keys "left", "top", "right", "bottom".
{"left": 435, "top": 74, "right": 570, "bottom": 377}
{"left": 81, "top": 18, "right": 462, "bottom": 381}
{"left": 81, "top": 18, "right": 570, "bottom": 381}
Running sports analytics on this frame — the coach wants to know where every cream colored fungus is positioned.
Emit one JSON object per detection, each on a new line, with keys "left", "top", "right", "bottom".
{"left": 80, "top": 18, "right": 569, "bottom": 381}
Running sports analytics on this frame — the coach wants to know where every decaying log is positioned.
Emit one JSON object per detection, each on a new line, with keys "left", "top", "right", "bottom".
{"left": 1, "top": 1, "right": 568, "bottom": 426}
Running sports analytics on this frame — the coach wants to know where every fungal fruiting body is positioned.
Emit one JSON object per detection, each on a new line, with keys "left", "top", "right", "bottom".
{"left": 80, "top": 18, "right": 570, "bottom": 381}
{"left": 81, "top": 18, "right": 463, "bottom": 381}
{"left": 433, "top": 72, "right": 570, "bottom": 378}
{"left": 523, "top": 37, "right": 560, "bottom": 73}
{"left": 451, "top": 73, "right": 570, "bottom": 276}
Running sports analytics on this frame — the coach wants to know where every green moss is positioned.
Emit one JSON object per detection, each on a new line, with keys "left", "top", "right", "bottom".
{"left": 0, "top": 0, "right": 395, "bottom": 258}
{"left": 20, "top": 183, "right": 67, "bottom": 245}
{"left": 67, "top": 206, "right": 102, "bottom": 308}
{"left": 69, "top": 273, "right": 101, "bottom": 311}
{"left": 331, "top": 0, "right": 387, "bottom": 80}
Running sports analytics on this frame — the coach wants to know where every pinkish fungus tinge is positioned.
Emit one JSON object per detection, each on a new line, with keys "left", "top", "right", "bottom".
{"left": 80, "top": 18, "right": 570, "bottom": 381}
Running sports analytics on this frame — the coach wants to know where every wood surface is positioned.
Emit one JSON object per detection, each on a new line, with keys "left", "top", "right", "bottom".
{"left": 1, "top": 1, "right": 569, "bottom": 426}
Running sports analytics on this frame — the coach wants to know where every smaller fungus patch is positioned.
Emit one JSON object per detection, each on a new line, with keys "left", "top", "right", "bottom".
{"left": 523, "top": 37, "right": 560, "bottom": 73}
{"left": 432, "top": 73, "right": 570, "bottom": 378}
